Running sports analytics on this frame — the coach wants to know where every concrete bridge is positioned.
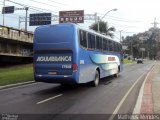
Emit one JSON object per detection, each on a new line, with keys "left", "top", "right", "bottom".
{"left": 0, "top": 25, "right": 33, "bottom": 64}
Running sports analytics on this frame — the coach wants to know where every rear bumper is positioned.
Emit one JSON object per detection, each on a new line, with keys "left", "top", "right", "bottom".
{"left": 34, "top": 74, "right": 77, "bottom": 84}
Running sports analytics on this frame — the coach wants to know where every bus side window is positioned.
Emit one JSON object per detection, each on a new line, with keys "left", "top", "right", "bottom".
{"left": 102, "top": 38, "right": 105, "bottom": 51}
{"left": 96, "top": 36, "right": 102, "bottom": 50}
{"left": 115, "top": 42, "right": 118, "bottom": 52}
{"left": 88, "top": 33, "right": 95, "bottom": 49}
{"left": 108, "top": 40, "right": 111, "bottom": 51}
{"left": 109, "top": 40, "right": 114, "bottom": 51}
{"left": 112, "top": 41, "right": 116, "bottom": 52}
{"left": 103, "top": 38, "right": 108, "bottom": 51}
{"left": 118, "top": 43, "right": 122, "bottom": 52}
{"left": 79, "top": 30, "right": 87, "bottom": 48}
{"left": 116, "top": 43, "right": 120, "bottom": 52}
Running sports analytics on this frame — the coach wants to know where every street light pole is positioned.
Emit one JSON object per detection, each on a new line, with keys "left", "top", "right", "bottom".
{"left": 97, "top": 8, "right": 117, "bottom": 33}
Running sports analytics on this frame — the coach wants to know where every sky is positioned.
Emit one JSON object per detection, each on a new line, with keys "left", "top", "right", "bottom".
{"left": 0, "top": 0, "right": 160, "bottom": 42}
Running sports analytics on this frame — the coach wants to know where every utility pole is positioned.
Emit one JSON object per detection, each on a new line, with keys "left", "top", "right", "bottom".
{"left": 97, "top": 16, "right": 100, "bottom": 32}
{"left": 19, "top": 16, "right": 22, "bottom": 29}
{"left": 151, "top": 18, "right": 159, "bottom": 28}
{"left": 94, "top": 13, "right": 97, "bottom": 23}
{"left": 131, "top": 41, "right": 133, "bottom": 58}
{"left": 3, "top": 0, "right": 5, "bottom": 26}
{"left": 25, "top": 7, "right": 29, "bottom": 31}
{"left": 119, "top": 30, "right": 123, "bottom": 43}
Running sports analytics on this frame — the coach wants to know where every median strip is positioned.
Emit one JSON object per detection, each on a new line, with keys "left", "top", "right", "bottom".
{"left": 37, "top": 94, "right": 63, "bottom": 105}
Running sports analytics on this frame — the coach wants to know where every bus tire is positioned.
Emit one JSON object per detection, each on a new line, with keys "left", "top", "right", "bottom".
{"left": 114, "top": 73, "right": 119, "bottom": 78}
{"left": 91, "top": 70, "right": 99, "bottom": 87}
{"left": 114, "top": 66, "right": 120, "bottom": 78}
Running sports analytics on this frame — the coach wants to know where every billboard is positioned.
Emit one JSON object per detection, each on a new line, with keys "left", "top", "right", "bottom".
{"left": 2, "top": 6, "right": 15, "bottom": 14}
{"left": 59, "top": 10, "right": 84, "bottom": 23}
{"left": 29, "top": 13, "right": 51, "bottom": 26}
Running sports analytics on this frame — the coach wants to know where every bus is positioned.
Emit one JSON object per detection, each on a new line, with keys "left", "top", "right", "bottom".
{"left": 33, "top": 23, "right": 123, "bottom": 86}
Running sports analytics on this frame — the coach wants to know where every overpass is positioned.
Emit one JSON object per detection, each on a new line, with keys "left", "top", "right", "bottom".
{"left": 0, "top": 25, "right": 33, "bottom": 65}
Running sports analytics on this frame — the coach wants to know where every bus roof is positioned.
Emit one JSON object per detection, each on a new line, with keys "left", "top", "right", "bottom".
{"left": 36, "top": 23, "right": 120, "bottom": 44}
{"left": 76, "top": 24, "right": 120, "bottom": 44}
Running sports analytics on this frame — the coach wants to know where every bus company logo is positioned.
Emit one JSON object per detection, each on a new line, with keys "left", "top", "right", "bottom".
{"left": 108, "top": 57, "right": 116, "bottom": 61}
{"left": 36, "top": 56, "right": 72, "bottom": 62}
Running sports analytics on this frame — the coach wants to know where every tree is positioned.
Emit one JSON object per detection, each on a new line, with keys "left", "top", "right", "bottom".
{"left": 123, "top": 27, "right": 160, "bottom": 60}
{"left": 122, "top": 35, "right": 144, "bottom": 58}
{"left": 89, "top": 21, "right": 116, "bottom": 38}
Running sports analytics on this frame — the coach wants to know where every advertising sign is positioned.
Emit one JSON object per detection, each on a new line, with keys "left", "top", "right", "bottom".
{"left": 59, "top": 10, "right": 84, "bottom": 23}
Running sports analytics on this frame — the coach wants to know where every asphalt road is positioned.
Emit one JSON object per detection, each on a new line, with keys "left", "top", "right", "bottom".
{"left": 0, "top": 61, "right": 155, "bottom": 120}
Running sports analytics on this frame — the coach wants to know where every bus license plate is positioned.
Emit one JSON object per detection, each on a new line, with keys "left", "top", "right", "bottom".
{"left": 48, "top": 71, "right": 57, "bottom": 75}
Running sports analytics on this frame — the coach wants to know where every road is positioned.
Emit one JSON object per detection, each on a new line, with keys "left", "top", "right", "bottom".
{"left": 0, "top": 61, "right": 155, "bottom": 120}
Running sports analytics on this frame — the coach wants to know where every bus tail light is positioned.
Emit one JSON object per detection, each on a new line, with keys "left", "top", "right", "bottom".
{"left": 72, "top": 64, "right": 78, "bottom": 72}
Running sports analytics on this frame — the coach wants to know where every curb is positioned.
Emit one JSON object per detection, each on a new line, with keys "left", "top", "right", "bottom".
{"left": 0, "top": 81, "right": 35, "bottom": 90}
{"left": 133, "top": 65, "right": 154, "bottom": 114}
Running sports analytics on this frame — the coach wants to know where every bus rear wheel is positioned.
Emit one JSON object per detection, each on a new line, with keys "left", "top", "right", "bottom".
{"left": 91, "top": 70, "right": 99, "bottom": 87}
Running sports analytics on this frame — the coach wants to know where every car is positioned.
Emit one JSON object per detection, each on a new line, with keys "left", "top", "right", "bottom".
{"left": 137, "top": 59, "right": 143, "bottom": 64}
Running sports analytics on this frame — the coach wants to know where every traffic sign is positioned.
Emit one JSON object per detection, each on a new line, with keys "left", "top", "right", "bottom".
{"left": 29, "top": 13, "right": 52, "bottom": 26}
{"left": 59, "top": 10, "right": 84, "bottom": 23}
{"left": 2, "top": 6, "right": 15, "bottom": 14}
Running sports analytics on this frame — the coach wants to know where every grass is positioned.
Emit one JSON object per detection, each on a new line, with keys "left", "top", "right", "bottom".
{"left": 123, "top": 59, "right": 136, "bottom": 64}
{"left": 0, "top": 59, "right": 135, "bottom": 86}
{"left": 0, "top": 64, "right": 34, "bottom": 86}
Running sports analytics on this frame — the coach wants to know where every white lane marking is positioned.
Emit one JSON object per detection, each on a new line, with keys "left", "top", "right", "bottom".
{"left": 0, "top": 81, "right": 34, "bottom": 89}
{"left": 109, "top": 65, "right": 154, "bottom": 120}
{"left": 0, "top": 82, "right": 38, "bottom": 92}
{"left": 37, "top": 94, "right": 63, "bottom": 104}
{"left": 133, "top": 66, "right": 154, "bottom": 114}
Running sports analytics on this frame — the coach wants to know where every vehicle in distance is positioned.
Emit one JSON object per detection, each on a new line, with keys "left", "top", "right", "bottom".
{"left": 137, "top": 58, "right": 143, "bottom": 64}
{"left": 33, "top": 23, "right": 123, "bottom": 86}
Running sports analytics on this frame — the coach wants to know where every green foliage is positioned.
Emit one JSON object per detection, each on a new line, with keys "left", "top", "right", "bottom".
{"left": 123, "top": 59, "right": 136, "bottom": 64}
{"left": 123, "top": 28, "right": 160, "bottom": 60}
{"left": 90, "top": 21, "right": 116, "bottom": 38}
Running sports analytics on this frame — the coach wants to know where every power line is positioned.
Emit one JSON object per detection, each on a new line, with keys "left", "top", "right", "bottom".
{"left": 46, "top": 0, "right": 67, "bottom": 5}
{"left": 109, "top": 22, "right": 137, "bottom": 28}
{"left": 6, "top": 0, "right": 58, "bottom": 13}
{"left": 115, "top": 31, "right": 137, "bottom": 34}
{"left": 114, "top": 35, "right": 120, "bottom": 40}
{"left": 107, "top": 15, "right": 143, "bottom": 23}
{"left": 6, "top": 0, "right": 44, "bottom": 12}
{"left": 88, "top": 11, "right": 145, "bottom": 23}
{"left": 27, "top": 0, "right": 58, "bottom": 8}
{"left": 104, "top": 17, "right": 142, "bottom": 23}
{"left": 0, "top": 13, "right": 19, "bottom": 19}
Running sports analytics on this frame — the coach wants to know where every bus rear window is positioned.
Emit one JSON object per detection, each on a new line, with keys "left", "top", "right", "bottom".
{"left": 35, "top": 25, "right": 73, "bottom": 44}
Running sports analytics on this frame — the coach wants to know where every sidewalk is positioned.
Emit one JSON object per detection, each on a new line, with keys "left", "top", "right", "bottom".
{"left": 152, "top": 62, "right": 160, "bottom": 113}
{"left": 140, "top": 61, "right": 160, "bottom": 114}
